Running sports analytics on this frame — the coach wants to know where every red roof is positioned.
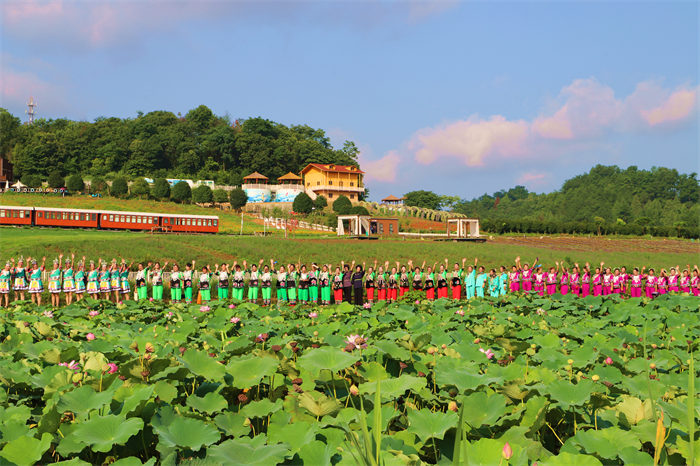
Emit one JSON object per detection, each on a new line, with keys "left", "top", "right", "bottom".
{"left": 301, "top": 163, "right": 364, "bottom": 175}
{"left": 381, "top": 195, "right": 406, "bottom": 202}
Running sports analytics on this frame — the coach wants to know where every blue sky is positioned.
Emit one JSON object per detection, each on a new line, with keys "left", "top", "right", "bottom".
{"left": 2, "top": 1, "right": 698, "bottom": 201}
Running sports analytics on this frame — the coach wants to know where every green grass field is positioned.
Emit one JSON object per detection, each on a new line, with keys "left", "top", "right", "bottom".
{"left": 1, "top": 227, "right": 697, "bottom": 270}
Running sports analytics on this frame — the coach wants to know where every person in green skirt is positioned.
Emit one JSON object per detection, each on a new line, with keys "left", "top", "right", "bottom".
{"left": 119, "top": 259, "right": 132, "bottom": 302}
{"left": 319, "top": 265, "right": 331, "bottom": 305}
{"left": 28, "top": 257, "right": 46, "bottom": 306}
{"left": 87, "top": 261, "right": 100, "bottom": 298}
{"left": 183, "top": 261, "right": 195, "bottom": 303}
{"left": 135, "top": 262, "right": 151, "bottom": 301}
{"left": 247, "top": 259, "right": 264, "bottom": 303}
{"left": 232, "top": 262, "right": 245, "bottom": 301}
{"left": 298, "top": 265, "right": 310, "bottom": 304}
{"left": 215, "top": 263, "right": 230, "bottom": 300}
{"left": 109, "top": 260, "right": 121, "bottom": 303}
{"left": 198, "top": 265, "right": 211, "bottom": 302}
{"left": 151, "top": 262, "right": 167, "bottom": 301}
{"left": 74, "top": 258, "right": 86, "bottom": 302}
{"left": 488, "top": 269, "right": 500, "bottom": 297}
{"left": 169, "top": 264, "right": 183, "bottom": 302}
{"left": 63, "top": 256, "right": 76, "bottom": 306}
{"left": 260, "top": 262, "right": 273, "bottom": 306}
{"left": 48, "top": 258, "right": 62, "bottom": 307}
{"left": 287, "top": 264, "right": 298, "bottom": 305}
{"left": 275, "top": 264, "right": 287, "bottom": 304}
{"left": 309, "top": 264, "right": 319, "bottom": 304}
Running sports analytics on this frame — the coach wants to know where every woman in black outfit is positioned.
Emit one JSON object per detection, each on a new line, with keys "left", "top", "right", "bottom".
{"left": 352, "top": 264, "right": 365, "bottom": 306}
{"left": 342, "top": 262, "right": 353, "bottom": 303}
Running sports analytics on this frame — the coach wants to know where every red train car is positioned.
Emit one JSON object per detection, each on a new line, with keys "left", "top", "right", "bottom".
{"left": 35, "top": 207, "right": 99, "bottom": 228}
{"left": 161, "top": 214, "right": 219, "bottom": 233}
{"left": 99, "top": 210, "right": 161, "bottom": 231}
{"left": 0, "top": 206, "right": 32, "bottom": 226}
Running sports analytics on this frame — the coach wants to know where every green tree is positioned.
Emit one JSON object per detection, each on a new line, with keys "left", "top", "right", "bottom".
{"left": 152, "top": 178, "right": 170, "bottom": 200}
{"left": 192, "top": 184, "right": 213, "bottom": 204}
{"left": 333, "top": 195, "right": 353, "bottom": 215}
{"left": 130, "top": 178, "right": 151, "bottom": 199}
{"left": 90, "top": 177, "right": 108, "bottom": 194}
{"left": 213, "top": 188, "right": 229, "bottom": 204}
{"left": 171, "top": 181, "right": 192, "bottom": 203}
{"left": 21, "top": 174, "right": 42, "bottom": 188}
{"left": 229, "top": 187, "right": 247, "bottom": 211}
{"left": 292, "top": 192, "right": 314, "bottom": 214}
{"left": 350, "top": 205, "right": 370, "bottom": 215}
{"left": 404, "top": 190, "right": 441, "bottom": 210}
{"left": 66, "top": 174, "right": 85, "bottom": 192}
{"left": 314, "top": 195, "right": 328, "bottom": 210}
{"left": 110, "top": 177, "right": 128, "bottom": 197}
{"left": 47, "top": 170, "right": 65, "bottom": 188}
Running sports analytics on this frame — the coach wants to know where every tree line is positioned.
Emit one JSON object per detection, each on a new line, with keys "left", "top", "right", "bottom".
{"left": 0, "top": 106, "right": 359, "bottom": 184}
{"left": 404, "top": 165, "right": 699, "bottom": 238}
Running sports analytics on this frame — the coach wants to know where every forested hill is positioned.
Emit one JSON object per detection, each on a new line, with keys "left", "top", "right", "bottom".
{"left": 0, "top": 106, "right": 359, "bottom": 184}
{"left": 452, "top": 165, "right": 699, "bottom": 235}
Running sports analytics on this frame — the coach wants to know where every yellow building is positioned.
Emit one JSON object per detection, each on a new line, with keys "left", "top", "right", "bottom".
{"left": 300, "top": 164, "right": 365, "bottom": 203}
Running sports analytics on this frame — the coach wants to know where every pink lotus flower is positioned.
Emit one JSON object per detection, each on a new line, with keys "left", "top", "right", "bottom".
{"left": 118, "top": 301, "right": 123, "bottom": 305}
{"left": 106, "top": 363, "right": 118, "bottom": 374}
{"left": 59, "top": 360, "right": 80, "bottom": 372}
{"left": 455, "top": 310, "right": 465, "bottom": 316}
{"left": 536, "top": 308, "right": 546, "bottom": 316}
{"left": 502, "top": 442, "right": 513, "bottom": 460}
{"left": 166, "top": 311, "right": 174, "bottom": 318}
{"left": 89, "top": 310, "right": 100, "bottom": 317}
{"left": 363, "top": 302, "right": 372, "bottom": 309}
{"left": 415, "top": 300, "right": 420, "bottom": 305}
{"left": 479, "top": 348, "right": 494, "bottom": 359}
{"left": 308, "top": 312, "right": 318, "bottom": 318}
{"left": 345, "top": 334, "right": 367, "bottom": 350}
{"left": 86, "top": 333, "right": 96, "bottom": 341}
{"left": 42, "top": 310, "right": 54, "bottom": 318}
{"left": 230, "top": 317, "right": 240, "bottom": 324}
{"left": 255, "top": 333, "right": 269, "bottom": 343}
{"left": 228, "top": 304, "right": 236, "bottom": 309}
{"left": 604, "top": 357, "right": 613, "bottom": 365}
{"left": 199, "top": 305, "right": 210, "bottom": 312}
{"left": 149, "top": 298, "right": 154, "bottom": 302}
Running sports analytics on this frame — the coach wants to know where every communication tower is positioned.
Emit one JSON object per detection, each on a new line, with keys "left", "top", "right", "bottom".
{"left": 26, "top": 96, "right": 37, "bottom": 125}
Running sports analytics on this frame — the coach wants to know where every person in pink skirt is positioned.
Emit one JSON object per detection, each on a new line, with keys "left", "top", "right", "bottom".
{"left": 545, "top": 264, "right": 559, "bottom": 296}
{"left": 620, "top": 266, "right": 629, "bottom": 295}
{"left": 581, "top": 264, "right": 591, "bottom": 297}
{"left": 611, "top": 268, "right": 623, "bottom": 294}
{"left": 602, "top": 265, "right": 613, "bottom": 295}
{"left": 534, "top": 267, "right": 545, "bottom": 296}
{"left": 570, "top": 265, "right": 581, "bottom": 296}
{"left": 509, "top": 257, "right": 521, "bottom": 293}
{"left": 559, "top": 266, "right": 569, "bottom": 295}
{"left": 521, "top": 259, "right": 535, "bottom": 294}
{"left": 679, "top": 267, "right": 691, "bottom": 293}
{"left": 691, "top": 267, "right": 699, "bottom": 296}
{"left": 642, "top": 267, "right": 657, "bottom": 298}
{"left": 656, "top": 270, "right": 668, "bottom": 296}
{"left": 592, "top": 266, "right": 603, "bottom": 296}
{"left": 667, "top": 267, "right": 679, "bottom": 293}
{"left": 629, "top": 268, "right": 644, "bottom": 298}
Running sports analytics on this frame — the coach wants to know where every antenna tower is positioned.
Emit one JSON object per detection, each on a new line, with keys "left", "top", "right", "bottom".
{"left": 26, "top": 96, "right": 37, "bottom": 125}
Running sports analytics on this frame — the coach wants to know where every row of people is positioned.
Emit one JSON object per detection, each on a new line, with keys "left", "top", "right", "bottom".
{"left": 2, "top": 256, "right": 698, "bottom": 307}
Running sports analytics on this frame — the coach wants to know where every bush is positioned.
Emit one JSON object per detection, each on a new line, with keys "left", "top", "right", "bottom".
{"left": 66, "top": 174, "right": 85, "bottom": 192}
{"left": 229, "top": 188, "right": 247, "bottom": 211}
{"left": 325, "top": 213, "right": 338, "bottom": 228}
{"left": 292, "top": 192, "right": 314, "bottom": 214}
{"left": 314, "top": 195, "right": 327, "bottom": 210}
{"left": 332, "top": 195, "right": 352, "bottom": 215}
{"left": 90, "top": 177, "right": 108, "bottom": 194}
{"left": 213, "top": 189, "right": 229, "bottom": 204}
{"left": 21, "top": 174, "right": 42, "bottom": 188}
{"left": 171, "top": 181, "right": 192, "bottom": 203}
{"left": 110, "top": 177, "right": 128, "bottom": 197}
{"left": 350, "top": 205, "right": 370, "bottom": 216}
{"left": 151, "top": 178, "right": 170, "bottom": 200}
{"left": 192, "top": 185, "right": 213, "bottom": 204}
{"left": 47, "top": 170, "right": 65, "bottom": 189}
{"left": 130, "top": 178, "right": 151, "bottom": 199}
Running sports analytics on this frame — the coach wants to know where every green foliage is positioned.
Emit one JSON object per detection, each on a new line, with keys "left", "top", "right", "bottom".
{"left": 213, "top": 188, "right": 229, "bottom": 204}
{"left": 455, "top": 165, "right": 700, "bottom": 235}
{"left": 90, "top": 177, "right": 108, "bottom": 194}
{"left": 0, "top": 107, "right": 359, "bottom": 182}
{"left": 192, "top": 185, "right": 214, "bottom": 204}
{"left": 229, "top": 188, "right": 247, "bottom": 211}
{"left": 292, "top": 192, "right": 314, "bottom": 214}
{"left": 351, "top": 205, "right": 370, "bottom": 216}
{"left": 404, "top": 190, "right": 442, "bottom": 210}
{"left": 129, "top": 178, "right": 151, "bottom": 199}
{"left": 21, "top": 174, "right": 42, "bottom": 188}
{"left": 333, "top": 195, "right": 353, "bottom": 214}
{"left": 66, "top": 174, "right": 85, "bottom": 192}
{"left": 170, "top": 181, "right": 191, "bottom": 203}
{"left": 151, "top": 178, "right": 170, "bottom": 200}
{"left": 110, "top": 177, "right": 128, "bottom": 197}
{"left": 47, "top": 170, "right": 65, "bottom": 189}
{"left": 314, "top": 195, "right": 328, "bottom": 210}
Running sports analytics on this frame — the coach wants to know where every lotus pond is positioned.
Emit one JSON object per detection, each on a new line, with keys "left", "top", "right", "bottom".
{"left": 0, "top": 294, "right": 697, "bottom": 465}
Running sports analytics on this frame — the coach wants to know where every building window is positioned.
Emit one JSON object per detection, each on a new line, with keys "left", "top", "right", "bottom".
{"left": 350, "top": 182, "right": 354, "bottom": 186}
{"left": 389, "top": 224, "right": 394, "bottom": 233}
{"left": 379, "top": 223, "right": 384, "bottom": 233}
{"left": 350, "top": 194, "right": 354, "bottom": 199}
{"left": 329, "top": 180, "right": 332, "bottom": 185}
{"left": 328, "top": 193, "right": 333, "bottom": 198}
{"left": 339, "top": 181, "right": 343, "bottom": 187}
{"left": 317, "top": 181, "right": 320, "bottom": 185}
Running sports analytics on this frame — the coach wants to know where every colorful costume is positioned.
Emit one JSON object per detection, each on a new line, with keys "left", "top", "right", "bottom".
{"left": 151, "top": 269, "right": 164, "bottom": 300}
{"left": 49, "top": 268, "right": 62, "bottom": 294}
{"left": 436, "top": 271, "right": 449, "bottom": 299}
{"left": 232, "top": 270, "right": 245, "bottom": 301}
{"left": 287, "top": 271, "right": 297, "bottom": 304}
{"left": 521, "top": 269, "right": 533, "bottom": 293}
{"left": 199, "top": 272, "right": 211, "bottom": 301}
{"left": 319, "top": 271, "right": 331, "bottom": 305}
{"left": 183, "top": 270, "right": 193, "bottom": 302}
{"left": 248, "top": 270, "right": 260, "bottom": 302}
{"left": 13, "top": 267, "right": 27, "bottom": 291}
{"left": 87, "top": 269, "right": 100, "bottom": 295}
{"left": 276, "top": 272, "right": 288, "bottom": 303}
{"left": 75, "top": 270, "right": 86, "bottom": 294}
{"left": 261, "top": 271, "right": 272, "bottom": 305}
{"left": 475, "top": 273, "right": 487, "bottom": 298}
{"left": 465, "top": 269, "right": 476, "bottom": 299}
{"left": 63, "top": 268, "right": 75, "bottom": 293}
{"left": 451, "top": 269, "right": 463, "bottom": 299}
{"left": 170, "top": 271, "right": 182, "bottom": 302}
{"left": 508, "top": 270, "right": 519, "bottom": 293}
{"left": 559, "top": 273, "right": 569, "bottom": 295}
{"left": 135, "top": 268, "right": 148, "bottom": 300}
{"left": 581, "top": 272, "right": 590, "bottom": 297}
{"left": 110, "top": 268, "right": 120, "bottom": 292}
{"left": 364, "top": 272, "right": 375, "bottom": 302}
{"left": 388, "top": 273, "right": 399, "bottom": 301}
{"left": 217, "top": 270, "right": 230, "bottom": 300}
{"left": 629, "top": 274, "right": 643, "bottom": 298}
{"left": 29, "top": 268, "right": 44, "bottom": 294}
{"left": 309, "top": 271, "right": 318, "bottom": 303}
{"left": 0, "top": 269, "right": 11, "bottom": 295}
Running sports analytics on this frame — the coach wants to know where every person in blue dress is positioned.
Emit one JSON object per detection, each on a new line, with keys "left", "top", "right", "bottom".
{"left": 475, "top": 266, "right": 488, "bottom": 298}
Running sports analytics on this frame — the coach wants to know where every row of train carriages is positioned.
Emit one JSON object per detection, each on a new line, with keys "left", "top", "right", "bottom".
{"left": 0, "top": 206, "right": 219, "bottom": 234}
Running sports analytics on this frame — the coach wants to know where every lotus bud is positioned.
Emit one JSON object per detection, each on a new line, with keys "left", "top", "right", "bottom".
{"left": 650, "top": 363, "right": 656, "bottom": 369}
{"left": 145, "top": 342, "right": 155, "bottom": 353}
{"left": 86, "top": 333, "right": 95, "bottom": 341}
{"left": 567, "top": 359, "right": 573, "bottom": 365}
{"left": 349, "top": 384, "right": 359, "bottom": 396}
{"left": 427, "top": 347, "right": 437, "bottom": 355}
{"left": 592, "top": 374, "right": 600, "bottom": 382}
{"left": 448, "top": 401, "right": 458, "bottom": 412}
{"left": 473, "top": 338, "right": 480, "bottom": 344}
{"left": 441, "top": 344, "right": 447, "bottom": 349}
{"left": 502, "top": 442, "right": 513, "bottom": 460}
{"left": 604, "top": 357, "right": 613, "bottom": 365}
